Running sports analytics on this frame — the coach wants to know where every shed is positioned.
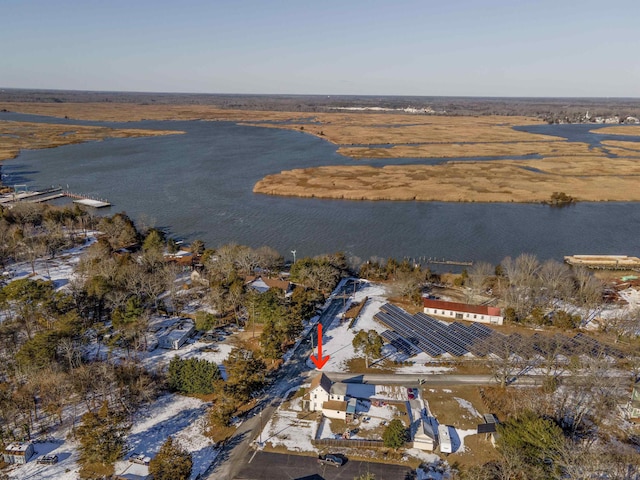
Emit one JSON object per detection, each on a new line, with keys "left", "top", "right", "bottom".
{"left": 3, "top": 442, "right": 34, "bottom": 464}
{"left": 158, "top": 318, "right": 195, "bottom": 350}
{"left": 478, "top": 413, "right": 500, "bottom": 446}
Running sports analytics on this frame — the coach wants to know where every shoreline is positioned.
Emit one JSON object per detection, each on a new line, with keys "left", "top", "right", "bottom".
{"left": 3, "top": 103, "right": 640, "bottom": 204}
{"left": 0, "top": 119, "right": 185, "bottom": 164}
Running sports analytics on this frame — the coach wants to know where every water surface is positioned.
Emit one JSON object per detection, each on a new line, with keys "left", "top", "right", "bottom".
{"left": 2, "top": 113, "right": 639, "bottom": 265}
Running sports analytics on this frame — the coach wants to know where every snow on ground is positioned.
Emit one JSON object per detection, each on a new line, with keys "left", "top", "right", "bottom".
{"left": 318, "top": 282, "right": 459, "bottom": 373}
{"left": 289, "top": 396, "right": 304, "bottom": 412}
{"left": 6, "top": 440, "right": 81, "bottom": 480}
{"left": 454, "top": 397, "right": 482, "bottom": 420}
{"left": 374, "top": 384, "right": 411, "bottom": 401}
{"left": 452, "top": 428, "right": 478, "bottom": 453}
{"left": 140, "top": 340, "right": 234, "bottom": 372}
{"left": 3, "top": 233, "right": 97, "bottom": 291}
{"left": 317, "top": 417, "right": 334, "bottom": 439}
{"left": 113, "top": 393, "right": 217, "bottom": 480}
{"left": 320, "top": 282, "right": 389, "bottom": 370}
{"left": 395, "top": 358, "right": 453, "bottom": 374}
{"left": 260, "top": 409, "right": 318, "bottom": 453}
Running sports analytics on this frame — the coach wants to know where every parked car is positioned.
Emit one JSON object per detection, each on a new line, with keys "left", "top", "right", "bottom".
{"left": 317, "top": 454, "right": 344, "bottom": 467}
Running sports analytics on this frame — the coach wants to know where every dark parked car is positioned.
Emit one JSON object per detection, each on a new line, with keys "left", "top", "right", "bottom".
{"left": 317, "top": 454, "right": 344, "bottom": 467}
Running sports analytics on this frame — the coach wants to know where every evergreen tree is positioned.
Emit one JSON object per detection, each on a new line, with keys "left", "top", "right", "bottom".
{"left": 149, "top": 436, "right": 192, "bottom": 480}
{"left": 76, "top": 401, "right": 129, "bottom": 479}
{"left": 223, "top": 348, "right": 266, "bottom": 402}
{"left": 167, "top": 357, "right": 220, "bottom": 395}
{"left": 496, "top": 411, "right": 565, "bottom": 479}
{"left": 382, "top": 418, "right": 407, "bottom": 449}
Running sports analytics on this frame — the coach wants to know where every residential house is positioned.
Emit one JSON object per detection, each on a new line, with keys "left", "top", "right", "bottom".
{"left": 305, "top": 373, "right": 332, "bottom": 412}
{"left": 245, "top": 275, "right": 293, "bottom": 297}
{"left": 423, "top": 298, "right": 503, "bottom": 325}
{"left": 304, "top": 373, "right": 351, "bottom": 420}
{"left": 3, "top": 442, "right": 34, "bottom": 465}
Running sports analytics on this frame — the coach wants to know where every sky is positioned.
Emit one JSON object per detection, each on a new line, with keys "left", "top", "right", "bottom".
{"left": 1, "top": 0, "right": 639, "bottom": 97}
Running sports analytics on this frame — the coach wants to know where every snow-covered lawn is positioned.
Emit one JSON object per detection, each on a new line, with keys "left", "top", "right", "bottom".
{"left": 113, "top": 394, "right": 217, "bottom": 480}
{"left": 260, "top": 409, "right": 318, "bottom": 453}
{"left": 7, "top": 394, "right": 216, "bottom": 480}
{"left": 2, "top": 233, "right": 97, "bottom": 291}
{"left": 318, "top": 281, "right": 454, "bottom": 374}
{"left": 6, "top": 440, "right": 81, "bottom": 480}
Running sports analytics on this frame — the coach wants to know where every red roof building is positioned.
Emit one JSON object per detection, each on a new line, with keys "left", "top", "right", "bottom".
{"left": 423, "top": 298, "right": 503, "bottom": 325}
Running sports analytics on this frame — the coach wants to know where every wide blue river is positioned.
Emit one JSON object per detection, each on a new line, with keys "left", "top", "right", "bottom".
{"left": 1, "top": 112, "right": 639, "bottom": 265}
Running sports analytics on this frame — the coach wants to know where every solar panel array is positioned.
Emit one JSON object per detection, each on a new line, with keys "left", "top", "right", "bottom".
{"left": 374, "top": 303, "right": 623, "bottom": 359}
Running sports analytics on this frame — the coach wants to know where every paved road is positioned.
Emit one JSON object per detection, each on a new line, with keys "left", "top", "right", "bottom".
{"left": 207, "top": 280, "right": 359, "bottom": 480}
{"left": 235, "top": 451, "right": 415, "bottom": 480}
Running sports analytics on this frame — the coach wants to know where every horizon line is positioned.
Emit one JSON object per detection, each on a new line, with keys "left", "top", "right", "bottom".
{"left": 2, "top": 86, "right": 640, "bottom": 101}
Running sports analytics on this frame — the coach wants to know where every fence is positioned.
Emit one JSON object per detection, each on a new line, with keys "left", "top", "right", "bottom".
{"left": 312, "top": 438, "right": 389, "bottom": 448}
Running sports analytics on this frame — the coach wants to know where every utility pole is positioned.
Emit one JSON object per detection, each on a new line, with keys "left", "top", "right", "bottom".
{"left": 291, "top": 249, "right": 297, "bottom": 264}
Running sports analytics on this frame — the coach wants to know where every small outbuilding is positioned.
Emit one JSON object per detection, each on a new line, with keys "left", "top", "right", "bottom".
{"left": 158, "top": 318, "right": 195, "bottom": 350}
{"left": 3, "top": 442, "right": 35, "bottom": 464}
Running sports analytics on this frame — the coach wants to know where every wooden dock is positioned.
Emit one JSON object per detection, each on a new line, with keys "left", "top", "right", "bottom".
{"left": 63, "top": 191, "right": 111, "bottom": 208}
{"left": 0, "top": 188, "right": 110, "bottom": 208}
{"left": 424, "top": 257, "right": 474, "bottom": 267}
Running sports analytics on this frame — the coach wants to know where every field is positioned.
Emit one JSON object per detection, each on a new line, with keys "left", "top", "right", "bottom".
{"left": 3, "top": 101, "right": 640, "bottom": 203}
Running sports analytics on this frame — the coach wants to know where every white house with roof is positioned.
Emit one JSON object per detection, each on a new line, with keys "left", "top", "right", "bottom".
{"left": 423, "top": 298, "right": 504, "bottom": 325}
{"left": 3, "top": 442, "right": 34, "bottom": 464}
{"left": 304, "top": 373, "right": 351, "bottom": 420}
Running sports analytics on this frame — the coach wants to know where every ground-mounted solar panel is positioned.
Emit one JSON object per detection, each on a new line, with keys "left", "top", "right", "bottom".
{"left": 381, "top": 330, "right": 421, "bottom": 356}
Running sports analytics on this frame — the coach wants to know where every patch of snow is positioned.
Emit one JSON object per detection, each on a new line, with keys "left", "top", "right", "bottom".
{"left": 259, "top": 409, "right": 318, "bottom": 453}
{"left": 453, "top": 398, "right": 482, "bottom": 419}
{"left": 6, "top": 440, "right": 80, "bottom": 480}
{"left": 452, "top": 428, "right": 477, "bottom": 453}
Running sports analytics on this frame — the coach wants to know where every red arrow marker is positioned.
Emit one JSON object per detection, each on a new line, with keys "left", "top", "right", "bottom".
{"left": 310, "top": 324, "right": 330, "bottom": 369}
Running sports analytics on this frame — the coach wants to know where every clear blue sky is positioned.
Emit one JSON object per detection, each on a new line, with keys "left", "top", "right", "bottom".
{"left": 2, "top": 0, "right": 639, "bottom": 97}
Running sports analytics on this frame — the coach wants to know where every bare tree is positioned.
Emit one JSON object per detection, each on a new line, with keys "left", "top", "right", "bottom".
{"left": 467, "top": 261, "right": 494, "bottom": 302}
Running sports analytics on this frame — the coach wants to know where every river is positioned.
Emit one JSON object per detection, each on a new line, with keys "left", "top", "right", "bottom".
{"left": 1, "top": 112, "right": 639, "bottom": 266}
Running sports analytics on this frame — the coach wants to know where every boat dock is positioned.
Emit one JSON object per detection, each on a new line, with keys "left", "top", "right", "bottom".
{"left": 424, "top": 257, "right": 474, "bottom": 267}
{"left": 64, "top": 192, "right": 111, "bottom": 208}
{"left": 0, "top": 188, "right": 111, "bottom": 208}
{"left": 564, "top": 255, "right": 640, "bottom": 270}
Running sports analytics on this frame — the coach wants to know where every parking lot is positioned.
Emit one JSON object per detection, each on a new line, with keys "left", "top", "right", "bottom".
{"left": 235, "top": 451, "right": 415, "bottom": 480}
